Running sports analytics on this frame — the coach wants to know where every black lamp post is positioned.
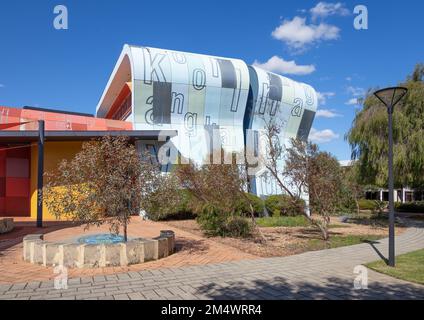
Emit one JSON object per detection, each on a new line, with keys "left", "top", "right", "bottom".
{"left": 36, "top": 120, "right": 45, "bottom": 228}
{"left": 373, "top": 87, "right": 408, "bottom": 267}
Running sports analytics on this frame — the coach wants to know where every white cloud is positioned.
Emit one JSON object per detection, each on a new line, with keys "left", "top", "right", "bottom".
{"left": 253, "top": 56, "right": 316, "bottom": 75}
{"left": 310, "top": 2, "right": 350, "bottom": 21}
{"left": 0, "top": 84, "right": 4, "bottom": 88}
{"left": 271, "top": 16, "right": 340, "bottom": 50}
{"left": 345, "top": 76, "right": 352, "bottom": 81}
{"left": 309, "top": 128, "right": 339, "bottom": 143}
{"left": 345, "top": 98, "right": 359, "bottom": 105}
{"left": 347, "top": 86, "right": 365, "bottom": 97}
{"left": 316, "top": 109, "right": 341, "bottom": 118}
{"left": 316, "top": 91, "right": 335, "bottom": 105}
{"left": 345, "top": 87, "right": 365, "bottom": 106}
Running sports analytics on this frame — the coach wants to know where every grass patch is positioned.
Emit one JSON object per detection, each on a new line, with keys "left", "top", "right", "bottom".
{"left": 256, "top": 216, "right": 310, "bottom": 228}
{"left": 305, "top": 234, "right": 385, "bottom": 251}
{"left": 366, "top": 249, "right": 424, "bottom": 285}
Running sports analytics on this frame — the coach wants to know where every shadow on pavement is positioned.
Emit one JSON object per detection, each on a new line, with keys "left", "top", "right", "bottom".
{"left": 196, "top": 275, "right": 424, "bottom": 300}
{"left": 0, "top": 221, "right": 82, "bottom": 253}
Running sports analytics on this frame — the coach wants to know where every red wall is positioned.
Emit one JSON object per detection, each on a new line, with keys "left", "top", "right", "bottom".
{"left": 0, "top": 145, "right": 31, "bottom": 217}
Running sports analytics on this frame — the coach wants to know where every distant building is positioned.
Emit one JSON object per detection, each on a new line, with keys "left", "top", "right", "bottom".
{"left": 339, "top": 160, "right": 423, "bottom": 203}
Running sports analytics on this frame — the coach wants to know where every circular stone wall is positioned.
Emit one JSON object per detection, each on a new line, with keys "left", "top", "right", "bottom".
{"left": 22, "top": 230, "right": 175, "bottom": 268}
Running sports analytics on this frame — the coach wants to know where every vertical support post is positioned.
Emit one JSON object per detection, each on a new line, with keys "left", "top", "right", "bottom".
{"left": 36, "top": 120, "right": 45, "bottom": 228}
{"left": 387, "top": 107, "right": 395, "bottom": 267}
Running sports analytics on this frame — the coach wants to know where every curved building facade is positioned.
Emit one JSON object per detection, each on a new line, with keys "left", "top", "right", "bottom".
{"left": 96, "top": 45, "right": 318, "bottom": 197}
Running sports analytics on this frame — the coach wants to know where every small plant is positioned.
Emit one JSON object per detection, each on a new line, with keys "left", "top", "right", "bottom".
{"left": 142, "top": 188, "right": 198, "bottom": 221}
{"left": 265, "top": 195, "right": 305, "bottom": 217}
{"left": 173, "top": 161, "right": 256, "bottom": 238}
{"left": 373, "top": 200, "right": 387, "bottom": 218}
{"left": 357, "top": 199, "right": 379, "bottom": 211}
{"left": 196, "top": 205, "right": 252, "bottom": 238}
{"left": 235, "top": 193, "right": 265, "bottom": 216}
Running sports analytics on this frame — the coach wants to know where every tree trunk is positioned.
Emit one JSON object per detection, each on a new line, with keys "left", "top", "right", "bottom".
{"left": 124, "top": 221, "right": 128, "bottom": 242}
{"left": 305, "top": 214, "right": 330, "bottom": 241}
{"left": 249, "top": 203, "right": 267, "bottom": 243}
{"left": 355, "top": 198, "right": 360, "bottom": 216}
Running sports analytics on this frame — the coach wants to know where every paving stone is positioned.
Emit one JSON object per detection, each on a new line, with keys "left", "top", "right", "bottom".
{"left": 1, "top": 223, "right": 424, "bottom": 300}
{"left": 128, "top": 292, "right": 145, "bottom": 300}
{"left": 113, "top": 293, "right": 130, "bottom": 300}
{"left": 76, "top": 292, "right": 107, "bottom": 300}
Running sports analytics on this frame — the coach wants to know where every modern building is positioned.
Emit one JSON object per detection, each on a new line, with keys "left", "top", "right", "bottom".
{"left": 0, "top": 45, "right": 317, "bottom": 219}
{"left": 96, "top": 45, "right": 317, "bottom": 196}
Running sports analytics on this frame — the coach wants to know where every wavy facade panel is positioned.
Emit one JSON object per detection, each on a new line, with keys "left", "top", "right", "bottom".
{"left": 246, "top": 66, "right": 317, "bottom": 196}
{"left": 125, "top": 46, "right": 250, "bottom": 164}
{"left": 96, "top": 45, "right": 317, "bottom": 196}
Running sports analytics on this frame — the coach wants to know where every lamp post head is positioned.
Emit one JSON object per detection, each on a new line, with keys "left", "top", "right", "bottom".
{"left": 374, "top": 87, "right": 408, "bottom": 113}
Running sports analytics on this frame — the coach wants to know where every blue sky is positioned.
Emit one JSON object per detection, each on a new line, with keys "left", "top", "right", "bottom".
{"left": 0, "top": 0, "right": 423, "bottom": 160}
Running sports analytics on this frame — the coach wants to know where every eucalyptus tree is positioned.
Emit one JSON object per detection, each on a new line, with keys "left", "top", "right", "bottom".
{"left": 44, "top": 136, "right": 149, "bottom": 241}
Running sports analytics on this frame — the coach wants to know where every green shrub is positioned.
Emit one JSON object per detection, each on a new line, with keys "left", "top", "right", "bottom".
{"left": 144, "top": 189, "right": 197, "bottom": 221}
{"left": 196, "top": 204, "right": 252, "bottom": 238}
{"left": 395, "top": 201, "right": 424, "bottom": 213}
{"left": 224, "top": 216, "right": 253, "bottom": 238}
{"left": 265, "top": 195, "right": 305, "bottom": 217}
{"left": 235, "top": 193, "right": 265, "bottom": 216}
{"left": 337, "top": 185, "right": 358, "bottom": 215}
{"left": 357, "top": 199, "right": 379, "bottom": 211}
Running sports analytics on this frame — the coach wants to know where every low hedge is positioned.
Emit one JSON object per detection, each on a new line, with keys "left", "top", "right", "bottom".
{"left": 265, "top": 195, "right": 305, "bottom": 217}
{"left": 395, "top": 201, "right": 424, "bottom": 213}
{"left": 357, "top": 199, "right": 379, "bottom": 211}
{"left": 144, "top": 189, "right": 198, "bottom": 221}
{"left": 235, "top": 193, "right": 265, "bottom": 216}
{"left": 197, "top": 205, "right": 252, "bottom": 238}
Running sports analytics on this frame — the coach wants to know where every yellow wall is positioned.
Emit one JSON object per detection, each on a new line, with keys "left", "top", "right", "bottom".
{"left": 30, "top": 141, "right": 83, "bottom": 220}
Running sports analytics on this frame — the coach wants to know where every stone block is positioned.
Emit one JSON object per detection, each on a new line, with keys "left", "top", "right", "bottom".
{"left": 23, "top": 234, "right": 44, "bottom": 260}
{"left": 143, "top": 240, "right": 158, "bottom": 261}
{"left": 23, "top": 234, "right": 44, "bottom": 241}
{"left": 155, "top": 237, "right": 169, "bottom": 259}
{"left": 160, "top": 230, "right": 175, "bottom": 254}
{"left": 31, "top": 240, "right": 44, "bottom": 265}
{"left": 43, "top": 242, "right": 63, "bottom": 266}
{"left": 102, "top": 243, "right": 122, "bottom": 267}
{"left": 82, "top": 244, "right": 102, "bottom": 268}
{"left": 124, "top": 241, "right": 144, "bottom": 265}
{"left": 62, "top": 244, "right": 80, "bottom": 268}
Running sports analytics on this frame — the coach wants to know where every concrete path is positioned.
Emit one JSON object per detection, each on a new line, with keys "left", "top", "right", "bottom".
{"left": 1, "top": 220, "right": 424, "bottom": 300}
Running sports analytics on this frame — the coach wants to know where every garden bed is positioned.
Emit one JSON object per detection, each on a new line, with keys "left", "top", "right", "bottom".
{"left": 164, "top": 217, "right": 407, "bottom": 258}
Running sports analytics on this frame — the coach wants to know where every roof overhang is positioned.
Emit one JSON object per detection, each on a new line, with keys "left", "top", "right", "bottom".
{"left": 0, "top": 130, "right": 177, "bottom": 143}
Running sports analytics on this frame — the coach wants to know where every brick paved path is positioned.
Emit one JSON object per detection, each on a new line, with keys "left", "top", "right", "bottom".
{"left": 1, "top": 220, "right": 423, "bottom": 300}
{"left": 0, "top": 219, "right": 256, "bottom": 284}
